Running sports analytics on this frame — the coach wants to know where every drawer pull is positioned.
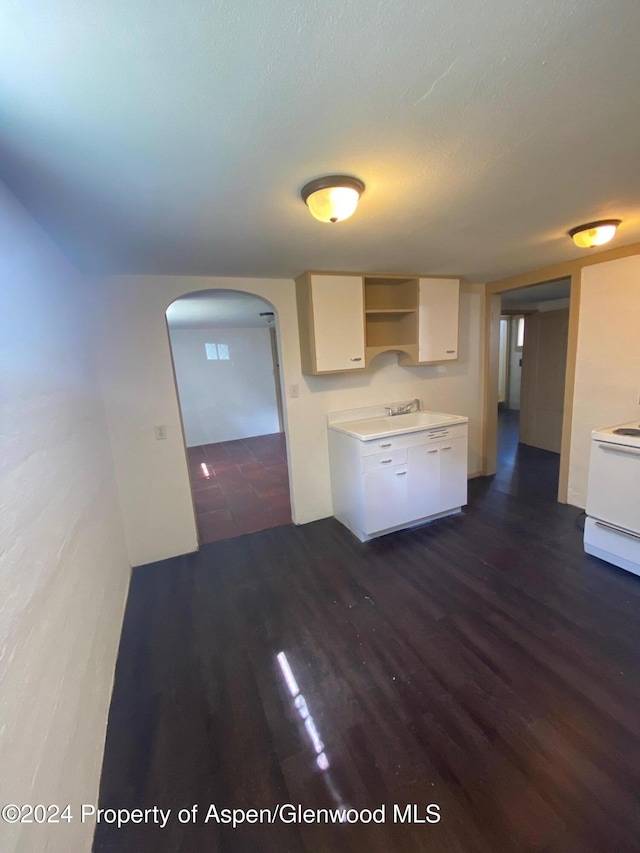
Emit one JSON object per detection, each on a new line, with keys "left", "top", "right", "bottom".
{"left": 446, "top": 350, "right": 456, "bottom": 354}
{"left": 350, "top": 357, "right": 362, "bottom": 362}
{"left": 380, "top": 458, "right": 393, "bottom": 463}
{"left": 396, "top": 470, "right": 408, "bottom": 476}
{"left": 379, "top": 442, "right": 392, "bottom": 448}
{"left": 442, "top": 446, "right": 452, "bottom": 451}
{"left": 427, "top": 449, "right": 438, "bottom": 454}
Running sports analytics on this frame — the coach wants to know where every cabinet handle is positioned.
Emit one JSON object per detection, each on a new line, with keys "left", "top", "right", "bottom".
{"left": 396, "top": 470, "right": 408, "bottom": 476}
{"left": 350, "top": 357, "right": 362, "bottom": 361}
{"left": 442, "top": 446, "right": 452, "bottom": 451}
{"left": 446, "top": 350, "right": 456, "bottom": 354}
{"left": 427, "top": 449, "right": 438, "bottom": 454}
{"left": 379, "top": 443, "right": 392, "bottom": 448}
{"left": 380, "top": 458, "right": 393, "bottom": 463}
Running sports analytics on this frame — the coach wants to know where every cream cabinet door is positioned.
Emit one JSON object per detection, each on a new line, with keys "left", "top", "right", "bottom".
{"left": 310, "top": 275, "right": 365, "bottom": 372}
{"left": 417, "top": 278, "right": 460, "bottom": 363}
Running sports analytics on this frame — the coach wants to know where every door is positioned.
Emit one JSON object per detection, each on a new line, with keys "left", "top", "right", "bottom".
{"left": 417, "top": 278, "right": 460, "bottom": 363}
{"left": 363, "top": 465, "right": 410, "bottom": 533}
{"left": 520, "top": 309, "right": 569, "bottom": 453}
{"left": 407, "top": 444, "right": 440, "bottom": 518}
{"left": 269, "top": 326, "right": 284, "bottom": 431}
{"left": 310, "top": 275, "right": 365, "bottom": 372}
{"left": 439, "top": 437, "right": 468, "bottom": 510}
{"left": 586, "top": 439, "right": 640, "bottom": 532}
{"left": 498, "top": 317, "right": 509, "bottom": 404}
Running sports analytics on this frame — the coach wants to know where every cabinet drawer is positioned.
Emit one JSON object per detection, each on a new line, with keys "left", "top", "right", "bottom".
{"left": 360, "top": 432, "right": 429, "bottom": 456}
{"left": 360, "top": 448, "right": 407, "bottom": 472}
{"left": 422, "top": 423, "right": 467, "bottom": 442}
{"left": 359, "top": 423, "right": 467, "bottom": 456}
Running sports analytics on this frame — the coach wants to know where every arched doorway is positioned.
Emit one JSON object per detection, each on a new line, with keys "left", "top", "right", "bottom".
{"left": 166, "top": 290, "right": 291, "bottom": 544}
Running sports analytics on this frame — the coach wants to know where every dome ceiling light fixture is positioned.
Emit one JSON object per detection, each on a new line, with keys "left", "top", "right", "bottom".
{"left": 568, "top": 219, "right": 621, "bottom": 249}
{"left": 300, "top": 175, "right": 365, "bottom": 223}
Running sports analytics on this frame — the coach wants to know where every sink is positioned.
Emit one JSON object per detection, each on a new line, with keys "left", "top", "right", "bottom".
{"left": 329, "top": 410, "right": 468, "bottom": 440}
{"left": 384, "top": 411, "right": 460, "bottom": 428}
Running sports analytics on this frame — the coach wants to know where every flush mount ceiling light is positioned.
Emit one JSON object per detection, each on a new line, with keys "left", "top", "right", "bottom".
{"left": 568, "top": 219, "right": 621, "bottom": 249}
{"left": 300, "top": 175, "right": 365, "bottom": 223}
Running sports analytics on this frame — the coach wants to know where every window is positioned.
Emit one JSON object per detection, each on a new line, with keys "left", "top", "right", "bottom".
{"left": 205, "top": 343, "right": 230, "bottom": 360}
{"left": 515, "top": 316, "right": 525, "bottom": 350}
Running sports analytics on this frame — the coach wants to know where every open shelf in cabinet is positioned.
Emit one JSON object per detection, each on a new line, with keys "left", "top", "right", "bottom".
{"left": 365, "top": 311, "right": 417, "bottom": 347}
{"left": 364, "top": 277, "right": 418, "bottom": 312}
{"left": 364, "top": 276, "right": 418, "bottom": 359}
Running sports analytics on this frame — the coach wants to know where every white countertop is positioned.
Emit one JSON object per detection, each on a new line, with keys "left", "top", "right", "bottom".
{"left": 328, "top": 410, "right": 468, "bottom": 441}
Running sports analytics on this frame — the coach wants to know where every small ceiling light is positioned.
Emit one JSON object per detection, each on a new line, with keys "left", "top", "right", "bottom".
{"left": 568, "top": 219, "right": 621, "bottom": 249}
{"left": 300, "top": 175, "right": 365, "bottom": 223}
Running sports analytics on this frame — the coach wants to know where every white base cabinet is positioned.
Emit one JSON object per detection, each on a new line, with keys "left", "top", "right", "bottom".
{"left": 328, "top": 423, "right": 468, "bottom": 542}
{"left": 363, "top": 465, "right": 410, "bottom": 532}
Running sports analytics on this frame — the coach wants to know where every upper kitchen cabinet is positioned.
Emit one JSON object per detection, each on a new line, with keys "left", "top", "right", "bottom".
{"left": 296, "top": 272, "right": 460, "bottom": 374}
{"left": 413, "top": 277, "right": 460, "bottom": 364}
{"left": 296, "top": 273, "right": 366, "bottom": 374}
{"left": 363, "top": 276, "right": 419, "bottom": 365}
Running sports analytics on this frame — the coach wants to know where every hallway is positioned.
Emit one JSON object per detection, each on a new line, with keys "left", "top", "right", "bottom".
{"left": 494, "top": 409, "right": 560, "bottom": 499}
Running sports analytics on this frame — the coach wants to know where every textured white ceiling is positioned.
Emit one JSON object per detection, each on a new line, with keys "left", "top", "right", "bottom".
{"left": 1, "top": 1, "right": 639, "bottom": 281}
{"left": 501, "top": 277, "right": 571, "bottom": 306}
{"left": 166, "top": 290, "right": 274, "bottom": 329}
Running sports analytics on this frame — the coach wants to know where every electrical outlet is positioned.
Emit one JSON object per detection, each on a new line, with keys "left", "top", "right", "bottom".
{"left": 290, "top": 384, "right": 299, "bottom": 398}
{"left": 154, "top": 425, "right": 167, "bottom": 440}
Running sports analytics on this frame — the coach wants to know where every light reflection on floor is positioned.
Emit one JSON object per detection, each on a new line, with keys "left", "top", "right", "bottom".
{"left": 276, "top": 651, "right": 349, "bottom": 812}
{"left": 276, "top": 651, "right": 329, "bottom": 771}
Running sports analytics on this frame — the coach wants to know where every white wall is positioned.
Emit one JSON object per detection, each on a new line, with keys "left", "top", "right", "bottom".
{"left": 568, "top": 255, "right": 640, "bottom": 507}
{"left": 99, "top": 276, "right": 485, "bottom": 567}
{"left": 168, "top": 326, "right": 280, "bottom": 446}
{"left": 0, "top": 184, "right": 130, "bottom": 852}
{"left": 536, "top": 297, "right": 570, "bottom": 312}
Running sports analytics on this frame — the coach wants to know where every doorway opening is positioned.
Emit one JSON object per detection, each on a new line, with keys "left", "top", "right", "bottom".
{"left": 494, "top": 278, "right": 571, "bottom": 497}
{"left": 166, "top": 290, "right": 291, "bottom": 544}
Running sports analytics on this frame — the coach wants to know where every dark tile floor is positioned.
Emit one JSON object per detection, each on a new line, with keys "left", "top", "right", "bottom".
{"left": 187, "top": 432, "right": 291, "bottom": 544}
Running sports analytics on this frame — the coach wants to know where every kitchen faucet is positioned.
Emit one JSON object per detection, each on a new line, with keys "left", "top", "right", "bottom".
{"left": 386, "top": 398, "right": 421, "bottom": 416}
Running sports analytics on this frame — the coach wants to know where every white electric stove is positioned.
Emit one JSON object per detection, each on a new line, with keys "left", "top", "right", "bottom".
{"left": 584, "top": 421, "right": 640, "bottom": 577}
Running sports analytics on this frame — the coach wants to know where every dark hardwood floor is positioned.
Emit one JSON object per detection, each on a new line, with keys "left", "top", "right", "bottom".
{"left": 94, "top": 414, "right": 640, "bottom": 852}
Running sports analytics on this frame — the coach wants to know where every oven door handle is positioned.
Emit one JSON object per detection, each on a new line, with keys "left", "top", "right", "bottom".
{"left": 595, "top": 520, "right": 640, "bottom": 542}
{"left": 599, "top": 443, "right": 640, "bottom": 458}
